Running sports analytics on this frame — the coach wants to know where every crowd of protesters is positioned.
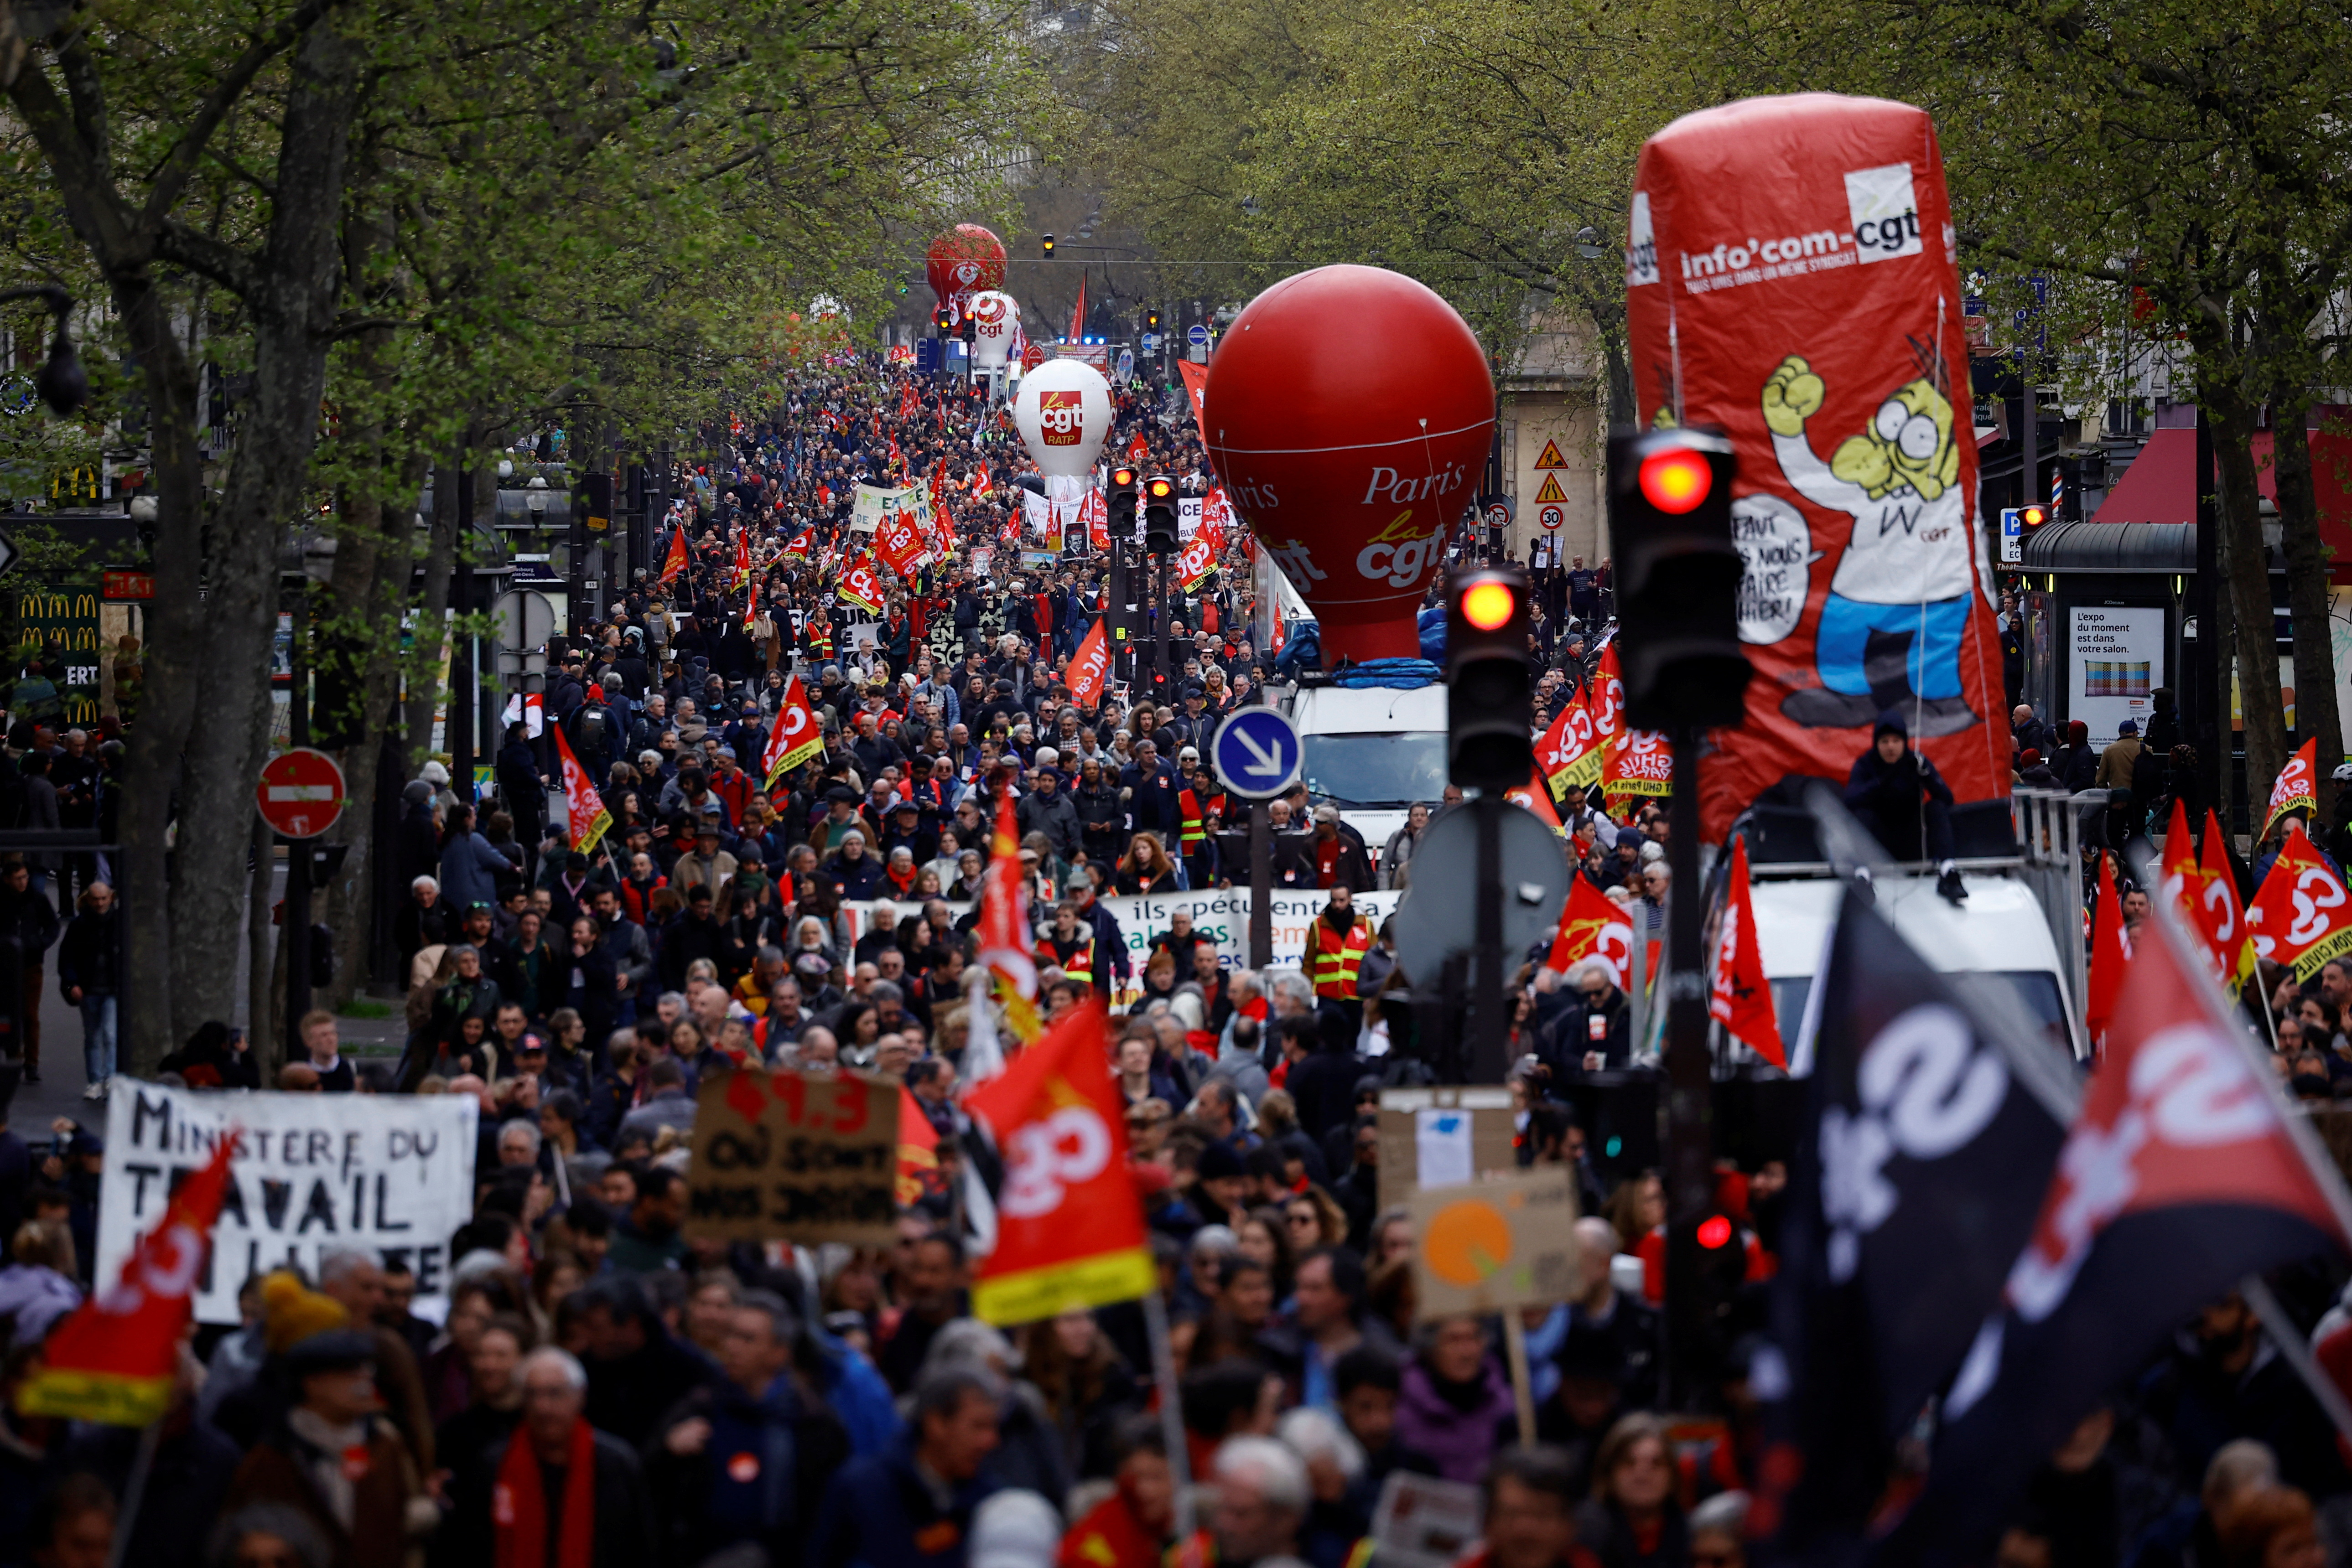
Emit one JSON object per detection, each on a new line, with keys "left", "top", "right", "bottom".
{"left": 0, "top": 358, "right": 2345, "bottom": 1568}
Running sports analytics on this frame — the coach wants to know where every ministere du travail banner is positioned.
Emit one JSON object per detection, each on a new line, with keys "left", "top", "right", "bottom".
{"left": 95, "top": 1084, "right": 480, "bottom": 1325}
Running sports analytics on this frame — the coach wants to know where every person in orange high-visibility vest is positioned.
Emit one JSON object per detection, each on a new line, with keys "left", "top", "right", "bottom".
{"left": 1176, "top": 756, "right": 1225, "bottom": 886}
{"left": 1038, "top": 900, "right": 1096, "bottom": 991}
{"left": 1308, "top": 885, "right": 1373, "bottom": 1030}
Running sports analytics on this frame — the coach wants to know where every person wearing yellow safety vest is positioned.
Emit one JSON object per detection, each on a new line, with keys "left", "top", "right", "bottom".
{"left": 1307, "top": 885, "right": 1373, "bottom": 1030}
{"left": 1038, "top": 899, "right": 1097, "bottom": 992}
{"left": 1175, "top": 751, "right": 1226, "bottom": 888}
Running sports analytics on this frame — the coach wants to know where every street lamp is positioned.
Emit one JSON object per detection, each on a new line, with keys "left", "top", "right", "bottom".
{"left": 0, "top": 285, "right": 88, "bottom": 415}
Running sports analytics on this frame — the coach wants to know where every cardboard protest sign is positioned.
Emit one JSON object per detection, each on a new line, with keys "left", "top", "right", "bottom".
{"left": 1376, "top": 1087, "right": 1518, "bottom": 1212}
{"left": 1407, "top": 1168, "right": 1581, "bottom": 1320}
{"left": 685, "top": 1066, "right": 901, "bottom": 1246}
{"left": 98, "top": 1084, "right": 479, "bottom": 1325}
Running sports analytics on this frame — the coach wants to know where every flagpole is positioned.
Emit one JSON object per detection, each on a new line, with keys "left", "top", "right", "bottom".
{"left": 104, "top": 1419, "right": 163, "bottom": 1568}
{"left": 1142, "top": 1288, "right": 1197, "bottom": 1544}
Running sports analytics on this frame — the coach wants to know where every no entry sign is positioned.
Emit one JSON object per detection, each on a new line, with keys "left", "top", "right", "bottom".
{"left": 255, "top": 747, "right": 345, "bottom": 838}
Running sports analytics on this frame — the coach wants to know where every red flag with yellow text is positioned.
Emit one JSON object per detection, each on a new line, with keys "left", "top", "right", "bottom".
{"left": 1067, "top": 620, "right": 1111, "bottom": 709}
{"left": 2248, "top": 822, "right": 2352, "bottom": 982}
{"left": 966, "top": 1000, "right": 1154, "bottom": 1324}
{"left": 20, "top": 1138, "right": 237, "bottom": 1424}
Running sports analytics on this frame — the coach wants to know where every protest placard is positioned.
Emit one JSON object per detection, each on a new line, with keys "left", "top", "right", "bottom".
{"left": 685, "top": 1066, "right": 901, "bottom": 1246}
{"left": 97, "top": 1084, "right": 480, "bottom": 1326}
{"left": 1407, "top": 1168, "right": 1581, "bottom": 1320}
{"left": 1376, "top": 1088, "right": 1518, "bottom": 1212}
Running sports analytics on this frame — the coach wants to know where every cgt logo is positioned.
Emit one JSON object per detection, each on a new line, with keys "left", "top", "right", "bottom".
{"left": 1355, "top": 511, "right": 1445, "bottom": 588}
{"left": 1845, "top": 162, "right": 1923, "bottom": 263}
{"left": 1037, "top": 389, "right": 1083, "bottom": 445}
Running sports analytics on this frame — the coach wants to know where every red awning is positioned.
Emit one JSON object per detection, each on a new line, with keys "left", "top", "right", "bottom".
{"left": 2089, "top": 428, "right": 2194, "bottom": 526}
{"left": 2086, "top": 411, "right": 2352, "bottom": 582}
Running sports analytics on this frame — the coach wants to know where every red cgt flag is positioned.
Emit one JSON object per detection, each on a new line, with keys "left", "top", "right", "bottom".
{"left": 20, "top": 1137, "right": 238, "bottom": 1424}
{"left": 1708, "top": 835, "right": 1784, "bottom": 1066}
{"left": 966, "top": 999, "right": 1153, "bottom": 1324}
{"left": 1544, "top": 875, "right": 1635, "bottom": 986}
{"left": 761, "top": 675, "right": 825, "bottom": 788}
{"left": 658, "top": 527, "right": 689, "bottom": 587}
{"left": 1067, "top": 619, "right": 1111, "bottom": 709}
{"left": 2264, "top": 737, "right": 2319, "bottom": 843}
{"left": 2247, "top": 820, "right": 2352, "bottom": 982}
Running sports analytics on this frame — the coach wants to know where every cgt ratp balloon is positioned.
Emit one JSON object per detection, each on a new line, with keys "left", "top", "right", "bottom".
{"left": 969, "top": 292, "right": 1019, "bottom": 369}
{"left": 1203, "top": 264, "right": 1494, "bottom": 662}
{"left": 1012, "top": 358, "right": 1112, "bottom": 478}
{"left": 926, "top": 226, "right": 1007, "bottom": 320}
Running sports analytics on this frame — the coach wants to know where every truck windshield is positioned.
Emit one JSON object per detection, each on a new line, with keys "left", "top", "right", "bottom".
{"left": 1301, "top": 732, "right": 1449, "bottom": 809}
{"left": 1770, "top": 969, "right": 2077, "bottom": 1061}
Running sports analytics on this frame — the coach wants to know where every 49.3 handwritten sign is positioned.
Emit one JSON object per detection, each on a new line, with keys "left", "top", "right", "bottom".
{"left": 686, "top": 1066, "right": 902, "bottom": 1246}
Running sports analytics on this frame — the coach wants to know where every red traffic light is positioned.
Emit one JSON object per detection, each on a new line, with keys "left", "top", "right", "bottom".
{"left": 1145, "top": 476, "right": 1175, "bottom": 501}
{"left": 1637, "top": 447, "right": 1714, "bottom": 514}
{"left": 1696, "top": 1215, "right": 1734, "bottom": 1250}
{"left": 1110, "top": 466, "right": 1137, "bottom": 489}
{"left": 1460, "top": 580, "right": 1518, "bottom": 631}
{"left": 2021, "top": 504, "right": 2048, "bottom": 527}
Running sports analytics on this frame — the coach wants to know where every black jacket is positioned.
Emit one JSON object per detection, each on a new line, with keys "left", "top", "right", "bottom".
{"left": 56, "top": 903, "right": 122, "bottom": 995}
{"left": 439, "top": 1427, "right": 658, "bottom": 1568}
{"left": 0, "top": 883, "right": 59, "bottom": 958}
{"left": 644, "top": 1376, "right": 852, "bottom": 1568}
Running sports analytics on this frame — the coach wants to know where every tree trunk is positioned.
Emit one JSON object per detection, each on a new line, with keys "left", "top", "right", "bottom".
{"left": 2270, "top": 393, "right": 2340, "bottom": 824}
{"left": 403, "top": 492, "right": 457, "bottom": 766}
{"left": 2210, "top": 403, "right": 2286, "bottom": 828}
{"left": 112, "top": 279, "right": 206, "bottom": 1070}
{"left": 169, "top": 22, "right": 360, "bottom": 1026}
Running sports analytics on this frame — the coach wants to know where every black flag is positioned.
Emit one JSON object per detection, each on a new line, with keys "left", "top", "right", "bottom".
{"left": 1888, "top": 896, "right": 2352, "bottom": 1558}
{"left": 1754, "top": 887, "right": 2072, "bottom": 1558}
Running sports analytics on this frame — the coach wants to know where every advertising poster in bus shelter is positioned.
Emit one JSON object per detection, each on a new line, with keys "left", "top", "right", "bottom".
{"left": 1624, "top": 94, "right": 2012, "bottom": 838}
{"left": 2067, "top": 605, "right": 2165, "bottom": 744}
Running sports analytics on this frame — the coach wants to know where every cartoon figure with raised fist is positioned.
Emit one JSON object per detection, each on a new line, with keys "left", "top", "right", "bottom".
{"left": 1761, "top": 352, "right": 1979, "bottom": 735}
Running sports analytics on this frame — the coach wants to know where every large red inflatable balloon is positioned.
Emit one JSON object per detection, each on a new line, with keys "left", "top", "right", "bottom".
{"left": 926, "top": 226, "right": 1007, "bottom": 318}
{"left": 1204, "top": 265, "right": 1494, "bottom": 662}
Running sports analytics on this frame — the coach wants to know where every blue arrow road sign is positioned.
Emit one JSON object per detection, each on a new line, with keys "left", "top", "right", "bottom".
{"left": 1212, "top": 708, "right": 1303, "bottom": 800}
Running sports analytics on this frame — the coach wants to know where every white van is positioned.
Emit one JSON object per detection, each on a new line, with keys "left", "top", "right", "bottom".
{"left": 1285, "top": 680, "right": 1450, "bottom": 863}
{"left": 1740, "top": 793, "right": 2089, "bottom": 1066}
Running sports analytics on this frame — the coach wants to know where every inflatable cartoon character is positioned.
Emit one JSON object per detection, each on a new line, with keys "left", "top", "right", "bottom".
{"left": 1761, "top": 353, "right": 1979, "bottom": 735}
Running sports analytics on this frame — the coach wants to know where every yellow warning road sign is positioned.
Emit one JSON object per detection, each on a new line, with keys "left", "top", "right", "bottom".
{"left": 1533, "top": 471, "right": 1568, "bottom": 504}
{"left": 1533, "top": 438, "right": 1568, "bottom": 469}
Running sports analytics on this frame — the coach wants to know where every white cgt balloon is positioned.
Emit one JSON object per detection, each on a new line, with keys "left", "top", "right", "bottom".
{"left": 1012, "top": 357, "right": 1112, "bottom": 478}
{"left": 968, "top": 291, "right": 1019, "bottom": 370}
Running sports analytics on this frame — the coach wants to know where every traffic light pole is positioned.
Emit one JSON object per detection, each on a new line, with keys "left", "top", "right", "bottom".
{"left": 1155, "top": 553, "right": 1172, "bottom": 698}
{"left": 1249, "top": 802, "right": 1272, "bottom": 968}
{"left": 1661, "top": 726, "right": 1712, "bottom": 1406}
{"left": 1471, "top": 791, "right": 1507, "bottom": 1082}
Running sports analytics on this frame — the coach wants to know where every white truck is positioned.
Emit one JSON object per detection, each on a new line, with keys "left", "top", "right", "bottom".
{"left": 1283, "top": 679, "right": 1450, "bottom": 866}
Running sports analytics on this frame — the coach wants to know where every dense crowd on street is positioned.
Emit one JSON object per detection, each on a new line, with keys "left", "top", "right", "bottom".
{"left": 0, "top": 354, "right": 2342, "bottom": 1568}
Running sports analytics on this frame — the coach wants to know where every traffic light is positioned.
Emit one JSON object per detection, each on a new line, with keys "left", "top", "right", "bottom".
{"left": 1143, "top": 473, "right": 1178, "bottom": 554}
{"left": 1146, "top": 310, "right": 1161, "bottom": 332}
{"left": 2019, "top": 502, "right": 2048, "bottom": 530}
{"left": 1109, "top": 465, "right": 1139, "bottom": 542}
{"left": 933, "top": 303, "right": 955, "bottom": 333}
{"left": 1608, "top": 427, "right": 1751, "bottom": 732}
{"left": 1042, "top": 233, "right": 1056, "bottom": 258}
{"left": 1445, "top": 567, "right": 1532, "bottom": 790}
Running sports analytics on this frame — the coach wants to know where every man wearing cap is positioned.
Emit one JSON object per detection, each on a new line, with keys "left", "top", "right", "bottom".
{"left": 821, "top": 829, "right": 887, "bottom": 901}
{"left": 1844, "top": 709, "right": 1964, "bottom": 902}
{"left": 1015, "top": 763, "right": 1081, "bottom": 862}
{"left": 2095, "top": 716, "right": 2144, "bottom": 790}
{"left": 884, "top": 797, "right": 940, "bottom": 867}
{"left": 670, "top": 813, "right": 740, "bottom": 896}
{"left": 810, "top": 784, "right": 879, "bottom": 853}
{"left": 1063, "top": 867, "right": 1132, "bottom": 991}
{"left": 1307, "top": 805, "right": 1374, "bottom": 893}
{"left": 221, "top": 1273, "right": 424, "bottom": 1568}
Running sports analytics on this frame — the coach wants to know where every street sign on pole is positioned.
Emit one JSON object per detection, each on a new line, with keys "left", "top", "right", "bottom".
{"left": 1389, "top": 800, "right": 1568, "bottom": 981}
{"left": 255, "top": 747, "right": 346, "bottom": 839}
{"left": 1211, "top": 708, "right": 1303, "bottom": 801}
{"left": 1187, "top": 324, "right": 1210, "bottom": 348}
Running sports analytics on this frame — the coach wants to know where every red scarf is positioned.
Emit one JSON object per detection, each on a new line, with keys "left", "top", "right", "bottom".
{"left": 494, "top": 1415, "right": 597, "bottom": 1568}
